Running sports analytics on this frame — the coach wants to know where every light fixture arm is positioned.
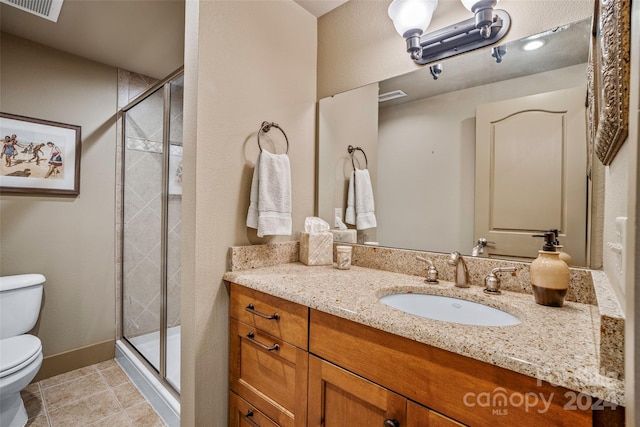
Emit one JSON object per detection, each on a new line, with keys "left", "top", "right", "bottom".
{"left": 410, "top": 9, "right": 510, "bottom": 65}
{"left": 404, "top": 30, "right": 424, "bottom": 61}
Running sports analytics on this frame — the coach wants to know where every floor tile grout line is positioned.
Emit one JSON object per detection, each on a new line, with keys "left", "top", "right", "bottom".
{"left": 99, "top": 364, "right": 166, "bottom": 426}
{"left": 35, "top": 381, "right": 53, "bottom": 427}
{"left": 112, "top": 361, "right": 168, "bottom": 426}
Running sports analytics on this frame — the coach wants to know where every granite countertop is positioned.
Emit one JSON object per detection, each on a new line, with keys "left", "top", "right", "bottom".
{"left": 223, "top": 262, "right": 624, "bottom": 406}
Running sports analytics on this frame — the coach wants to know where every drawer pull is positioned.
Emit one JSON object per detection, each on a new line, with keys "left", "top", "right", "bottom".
{"left": 246, "top": 303, "right": 280, "bottom": 320}
{"left": 384, "top": 419, "right": 400, "bottom": 427}
{"left": 246, "top": 332, "right": 280, "bottom": 352}
{"left": 244, "top": 410, "right": 260, "bottom": 427}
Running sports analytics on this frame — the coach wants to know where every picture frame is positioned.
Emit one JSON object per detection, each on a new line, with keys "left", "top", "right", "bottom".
{"left": 0, "top": 112, "right": 81, "bottom": 195}
{"left": 590, "top": 0, "right": 631, "bottom": 166}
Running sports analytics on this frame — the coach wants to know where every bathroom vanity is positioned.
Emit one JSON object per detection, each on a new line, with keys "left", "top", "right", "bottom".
{"left": 225, "top": 250, "right": 624, "bottom": 427}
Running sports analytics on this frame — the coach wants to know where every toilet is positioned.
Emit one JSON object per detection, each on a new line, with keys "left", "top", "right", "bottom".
{"left": 0, "top": 274, "right": 45, "bottom": 427}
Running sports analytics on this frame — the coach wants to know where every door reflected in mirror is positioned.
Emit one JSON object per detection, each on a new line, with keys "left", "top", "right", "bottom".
{"left": 317, "top": 18, "right": 597, "bottom": 267}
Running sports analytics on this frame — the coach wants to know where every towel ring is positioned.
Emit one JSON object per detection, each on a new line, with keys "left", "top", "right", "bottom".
{"left": 347, "top": 145, "right": 368, "bottom": 170}
{"left": 257, "top": 121, "right": 289, "bottom": 154}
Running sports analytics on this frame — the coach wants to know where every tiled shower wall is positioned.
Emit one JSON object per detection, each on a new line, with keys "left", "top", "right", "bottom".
{"left": 116, "top": 70, "right": 182, "bottom": 340}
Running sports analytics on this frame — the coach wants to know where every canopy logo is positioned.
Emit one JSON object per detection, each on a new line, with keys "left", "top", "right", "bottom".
{"left": 462, "top": 387, "right": 554, "bottom": 415}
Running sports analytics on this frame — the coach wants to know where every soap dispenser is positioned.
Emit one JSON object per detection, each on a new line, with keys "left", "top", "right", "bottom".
{"left": 550, "top": 229, "right": 572, "bottom": 265}
{"left": 530, "top": 231, "right": 569, "bottom": 307}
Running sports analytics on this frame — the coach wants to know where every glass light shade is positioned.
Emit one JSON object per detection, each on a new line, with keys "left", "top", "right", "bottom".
{"left": 460, "top": 0, "right": 499, "bottom": 12}
{"left": 388, "top": 0, "right": 438, "bottom": 37}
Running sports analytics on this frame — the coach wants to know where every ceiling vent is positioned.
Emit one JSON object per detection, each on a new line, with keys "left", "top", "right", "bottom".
{"left": 378, "top": 90, "right": 407, "bottom": 103}
{"left": 1, "top": 0, "right": 64, "bottom": 22}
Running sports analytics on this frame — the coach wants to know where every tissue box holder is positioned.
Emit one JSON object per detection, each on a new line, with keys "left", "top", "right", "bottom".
{"left": 300, "top": 232, "right": 333, "bottom": 266}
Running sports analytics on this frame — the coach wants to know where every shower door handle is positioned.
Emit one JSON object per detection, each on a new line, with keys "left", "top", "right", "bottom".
{"left": 245, "top": 303, "right": 280, "bottom": 320}
{"left": 246, "top": 332, "right": 280, "bottom": 352}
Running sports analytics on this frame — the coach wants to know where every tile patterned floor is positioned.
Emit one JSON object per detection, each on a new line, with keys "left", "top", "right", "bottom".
{"left": 21, "top": 359, "right": 167, "bottom": 426}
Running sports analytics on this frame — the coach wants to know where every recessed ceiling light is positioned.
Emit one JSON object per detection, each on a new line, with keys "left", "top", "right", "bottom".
{"left": 522, "top": 40, "right": 545, "bottom": 51}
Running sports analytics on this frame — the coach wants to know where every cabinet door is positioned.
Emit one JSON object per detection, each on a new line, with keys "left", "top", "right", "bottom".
{"left": 308, "top": 355, "right": 406, "bottom": 427}
{"left": 406, "top": 401, "right": 465, "bottom": 427}
{"left": 230, "top": 392, "right": 280, "bottom": 427}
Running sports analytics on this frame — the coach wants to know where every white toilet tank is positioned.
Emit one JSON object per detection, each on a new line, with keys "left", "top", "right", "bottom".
{"left": 0, "top": 274, "right": 45, "bottom": 339}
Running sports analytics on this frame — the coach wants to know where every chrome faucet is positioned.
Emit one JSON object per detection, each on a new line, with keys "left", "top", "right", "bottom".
{"left": 416, "top": 256, "right": 438, "bottom": 283}
{"left": 484, "top": 267, "right": 517, "bottom": 295}
{"left": 447, "top": 251, "right": 470, "bottom": 288}
{"left": 471, "top": 237, "right": 494, "bottom": 257}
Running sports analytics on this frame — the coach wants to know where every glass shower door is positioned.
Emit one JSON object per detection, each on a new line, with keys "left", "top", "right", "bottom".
{"left": 122, "top": 87, "right": 165, "bottom": 372}
{"left": 165, "top": 75, "right": 183, "bottom": 391}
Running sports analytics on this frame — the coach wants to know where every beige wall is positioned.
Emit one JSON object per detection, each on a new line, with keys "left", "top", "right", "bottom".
{"left": 0, "top": 34, "right": 117, "bottom": 357}
{"left": 318, "top": 0, "right": 593, "bottom": 98}
{"left": 182, "top": 1, "right": 317, "bottom": 424}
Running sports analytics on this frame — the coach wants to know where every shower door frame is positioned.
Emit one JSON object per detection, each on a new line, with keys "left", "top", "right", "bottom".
{"left": 119, "top": 67, "right": 183, "bottom": 399}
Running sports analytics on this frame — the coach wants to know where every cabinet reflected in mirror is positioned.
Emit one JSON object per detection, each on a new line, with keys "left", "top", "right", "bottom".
{"left": 317, "top": 18, "right": 598, "bottom": 267}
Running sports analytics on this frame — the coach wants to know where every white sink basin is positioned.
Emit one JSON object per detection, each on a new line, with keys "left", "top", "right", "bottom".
{"left": 379, "top": 293, "right": 520, "bottom": 327}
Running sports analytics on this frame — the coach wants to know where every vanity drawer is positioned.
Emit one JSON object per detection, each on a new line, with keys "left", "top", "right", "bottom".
{"left": 230, "top": 319, "right": 308, "bottom": 427}
{"left": 230, "top": 391, "right": 281, "bottom": 427}
{"left": 230, "top": 282, "right": 308, "bottom": 349}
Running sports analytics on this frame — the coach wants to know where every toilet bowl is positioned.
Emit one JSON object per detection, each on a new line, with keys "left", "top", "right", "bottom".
{"left": 0, "top": 274, "right": 45, "bottom": 427}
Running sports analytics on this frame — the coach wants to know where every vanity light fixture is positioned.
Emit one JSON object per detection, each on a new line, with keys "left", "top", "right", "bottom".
{"left": 429, "top": 63, "right": 443, "bottom": 80}
{"left": 388, "top": 0, "right": 511, "bottom": 65}
{"left": 491, "top": 45, "right": 506, "bottom": 63}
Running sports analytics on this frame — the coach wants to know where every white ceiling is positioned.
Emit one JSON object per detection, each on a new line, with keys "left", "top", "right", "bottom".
{"left": 0, "top": 0, "right": 347, "bottom": 80}
{"left": 294, "top": 0, "right": 349, "bottom": 17}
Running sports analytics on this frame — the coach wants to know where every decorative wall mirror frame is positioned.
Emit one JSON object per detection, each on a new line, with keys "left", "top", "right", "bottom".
{"left": 590, "top": 0, "right": 631, "bottom": 165}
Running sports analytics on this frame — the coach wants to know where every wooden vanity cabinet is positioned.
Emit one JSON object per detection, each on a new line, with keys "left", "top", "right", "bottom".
{"left": 309, "top": 309, "right": 612, "bottom": 427}
{"left": 229, "top": 283, "right": 622, "bottom": 426}
{"left": 229, "top": 283, "right": 309, "bottom": 427}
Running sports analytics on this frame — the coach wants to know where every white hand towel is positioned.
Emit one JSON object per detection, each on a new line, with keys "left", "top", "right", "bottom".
{"left": 345, "top": 169, "right": 376, "bottom": 230}
{"left": 246, "top": 155, "right": 260, "bottom": 230}
{"left": 354, "top": 169, "right": 376, "bottom": 230}
{"left": 246, "top": 151, "right": 292, "bottom": 237}
{"left": 345, "top": 171, "right": 356, "bottom": 226}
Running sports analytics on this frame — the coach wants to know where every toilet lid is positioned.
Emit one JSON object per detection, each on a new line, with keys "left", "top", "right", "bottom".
{"left": 0, "top": 335, "right": 42, "bottom": 378}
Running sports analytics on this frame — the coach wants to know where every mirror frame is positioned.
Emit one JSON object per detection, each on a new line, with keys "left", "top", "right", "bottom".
{"left": 590, "top": 0, "right": 631, "bottom": 165}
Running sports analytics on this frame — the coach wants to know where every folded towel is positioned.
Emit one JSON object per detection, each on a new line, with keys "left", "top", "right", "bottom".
{"left": 246, "top": 151, "right": 292, "bottom": 237}
{"left": 345, "top": 171, "right": 356, "bottom": 225}
{"left": 345, "top": 169, "right": 376, "bottom": 230}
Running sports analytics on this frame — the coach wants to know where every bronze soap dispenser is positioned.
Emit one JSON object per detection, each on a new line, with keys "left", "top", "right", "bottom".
{"left": 530, "top": 231, "right": 569, "bottom": 307}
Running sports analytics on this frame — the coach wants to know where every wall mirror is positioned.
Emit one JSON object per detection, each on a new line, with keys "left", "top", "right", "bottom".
{"left": 317, "top": 17, "right": 598, "bottom": 267}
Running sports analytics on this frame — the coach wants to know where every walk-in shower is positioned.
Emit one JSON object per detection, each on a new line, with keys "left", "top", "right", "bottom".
{"left": 116, "top": 69, "right": 183, "bottom": 427}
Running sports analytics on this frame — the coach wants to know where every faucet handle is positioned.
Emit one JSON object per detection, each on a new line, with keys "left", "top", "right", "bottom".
{"left": 416, "top": 256, "right": 439, "bottom": 283}
{"left": 484, "top": 267, "right": 516, "bottom": 295}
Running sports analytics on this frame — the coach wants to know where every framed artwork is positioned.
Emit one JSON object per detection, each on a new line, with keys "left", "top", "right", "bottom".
{"left": 590, "top": 0, "right": 631, "bottom": 166}
{"left": 0, "top": 112, "right": 81, "bottom": 195}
